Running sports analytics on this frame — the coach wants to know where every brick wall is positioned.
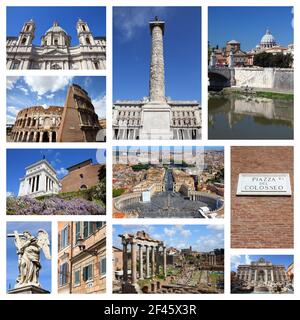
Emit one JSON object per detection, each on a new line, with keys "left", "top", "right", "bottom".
{"left": 231, "top": 146, "right": 293, "bottom": 248}
{"left": 60, "top": 164, "right": 103, "bottom": 193}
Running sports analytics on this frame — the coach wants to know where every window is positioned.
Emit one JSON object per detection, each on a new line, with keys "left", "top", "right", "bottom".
{"left": 59, "top": 263, "right": 68, "bottom": 286}
{"left": 75, "top": 222, "right": 81, "bottom": 242}
{"left": 61, "top": 225, "right": 69, "bottom": 249}
{"left": 83, "top": 222, "right": 89, "bottom": 238}
{"left": 96, "top": 221, "right": 105, "bottom": 230}
{"left": 21, "top": 38, "right": 27, "bottom": 45}
{"left": 82, "top": 25, "right": 86, "bottom": 31}
{"left": 80, "top": 174, "right": 84, "bottom": 179}
{"left": 12, "top": 60, "right": 20, "bottom": 70}
{"left": 82, "top": 264, "right": 93, "bottom": 282}
{"left": 74, "top": 270, "right": 80, "bottom": 285}
{"left": 80, "top": 184, "right": 87, "bottom": 190}
{"left": 100, "top": 257, "right": 106, "bottom": 276}
{"left": 86, "top": 37, "right": 91, "bottom": 45}
{"left": 54, "top": 39, "right": 58, "bottom": 45}
{"left": 81, "top": 222, "right": 106, "bottom": 240}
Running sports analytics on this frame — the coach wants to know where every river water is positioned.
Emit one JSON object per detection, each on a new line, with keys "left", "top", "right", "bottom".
{"left": 208, "top": 94, "right": 293, "bottom": 139}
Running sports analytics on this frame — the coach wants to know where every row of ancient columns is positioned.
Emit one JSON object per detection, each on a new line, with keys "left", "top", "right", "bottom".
{"left": 123, "top": 242, "right": 167, "bottom": 284}
{"left": 208, "top": 254, "right": 216, "bottom": 266}
{"left": 12, "top": 131, "right": 56, "bottom": 142}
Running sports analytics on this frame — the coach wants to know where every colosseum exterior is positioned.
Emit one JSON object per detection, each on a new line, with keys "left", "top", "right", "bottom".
{"left": 10, "top": 84, "right": 105, "bottom": 142}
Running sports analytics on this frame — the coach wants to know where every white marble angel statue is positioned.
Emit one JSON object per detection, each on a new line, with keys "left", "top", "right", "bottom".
{"left": 8, "top": 229, "right": 51, "bottom": 288}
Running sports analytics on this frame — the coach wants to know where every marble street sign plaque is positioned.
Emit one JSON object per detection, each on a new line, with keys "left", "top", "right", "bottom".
{"left": 236, "top": 173, "right": 292, "bottom": 196}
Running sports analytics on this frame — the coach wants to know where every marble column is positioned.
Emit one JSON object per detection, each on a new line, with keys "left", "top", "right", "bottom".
{"left": 122, "top": 243, "right": 128, "bottom": 281}
{"left": 156, "top": 246, "right": 160, "bottom": 274}
{"left": 151, "top": 246, "right": 155, "bottom": 277}
{"left": 265, "top": 269, "right": 268, "bottom": 283}
{"left": 131, "top": 242, "right": 137, "bottom": 284}
{"left": 139, "top": 245, "right": 144, "bottom": 280}
{"left": 271, "top": 269, "right": 274, "bottom": 282}
{"left": 163, "top": 246, "right": 167, "bottom": 277}
{"left": 146, "top": 245, "right": 150, "bottom": 278}
{"left": 149, "top": 19, "right": 165, "bottom": 102}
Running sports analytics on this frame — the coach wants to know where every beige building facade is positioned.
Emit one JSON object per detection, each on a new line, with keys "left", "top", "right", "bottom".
{"left": 58, "top": 221, "right": 106, "bottom": 294}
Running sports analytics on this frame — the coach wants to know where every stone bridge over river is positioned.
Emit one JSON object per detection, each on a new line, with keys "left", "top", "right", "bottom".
{"left": 208, "top": 66, "right": 294, "bottom": 93}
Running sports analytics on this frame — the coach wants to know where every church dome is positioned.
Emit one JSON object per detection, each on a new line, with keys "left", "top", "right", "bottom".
{"left": 46, "top": 22, "right": 68, "bottom": 35}
{"left": 260, "top": 29, "right": 276, "bottom": 46}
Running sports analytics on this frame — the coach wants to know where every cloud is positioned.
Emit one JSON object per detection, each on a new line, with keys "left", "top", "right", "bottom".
{"left": 231, "top": 255, "right": 251, "bottom": 271}
{"left": 7, "top": 114, "right": 16, "bottom": 124}
{"left": 206, "top": 224, "right": 224, "bottom": 231}
{"left": 93, "top": 94, "right": 106, "bottom": 118}
{"left": 7, "top": 106, "right": 20, "bottom": 116}
{"left": 180, "top": 229, "right": 191, "bottom": 238}
{"left": 84, "top": 77, "right": 92, "bottom": 87}
{"left": 114, "top": 7, "right": 167, "bottom": 41}
{"left": 24, "top": 76, "right": 73, "bottom": 95}
{"left": 56, "top": 167, "right": 68, "bottom": 177}
{"left": 46, "top": 94, "right": 54, "bottom": 99}
{"left": 16, "top": 86, "right": 29, "bottom": 95}
{"left": 194, "top": 231, "right": 224, "bottom": 252}
{"left": 7, "top": 77, "right": 20, "bottom": 90}
{"left": 6, "top": 191, "right": 15, "bottom": 197}
{"left": 164, "top": 227, "right": 176, "bottom": 238}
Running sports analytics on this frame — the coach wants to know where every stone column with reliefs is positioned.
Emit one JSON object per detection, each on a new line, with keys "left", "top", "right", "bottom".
{"left": 149, "top": 19, "right": 165, "bottom": 102}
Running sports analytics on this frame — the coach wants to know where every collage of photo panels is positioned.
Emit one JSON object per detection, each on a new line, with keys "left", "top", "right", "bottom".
{"left": 4, "top": 3, "right": 295, "bottom": 297}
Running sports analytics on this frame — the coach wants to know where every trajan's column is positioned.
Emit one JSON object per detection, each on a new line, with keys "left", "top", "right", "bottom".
{"left": 140, "top": 17, "right": 173, "bottom": 140}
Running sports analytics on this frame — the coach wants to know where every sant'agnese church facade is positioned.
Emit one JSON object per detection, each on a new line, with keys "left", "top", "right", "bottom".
{"left": 6, "top": 19, "right": 106, "bottom": 70}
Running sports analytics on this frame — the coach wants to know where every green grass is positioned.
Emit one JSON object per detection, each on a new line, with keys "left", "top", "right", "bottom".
{"left": 222, "top": 88, "right": 293, "bottom": 101}
{"left": 255, "top": 91, "right": 294, "bottom": 101}
{"left": 113, "top": 188, "right": 126, "bottom": 198}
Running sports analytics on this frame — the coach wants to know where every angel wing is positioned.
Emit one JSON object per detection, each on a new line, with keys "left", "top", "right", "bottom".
{"left": 37, "top": 229, "right": 51, "bottom": 260}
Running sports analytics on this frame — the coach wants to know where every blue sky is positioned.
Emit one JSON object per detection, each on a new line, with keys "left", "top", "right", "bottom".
{"left": 113, "top": 225, "right": 224, "bottom": 252}
{"left": 7, "top": 7, "right": 106, "bottom": 46}
{"left": 113, "top": 7, "right": 201, "bottom": 102}
{"left": 7, "top": 149, "right": 106, "bottom": 195}
{"left": 7, "top": 76, "right": 106, "bottom": 124}
{"left": 231, "top": 255, "right": 294, "bottom": 272}
{"left": 209, "top": 7, "right": 294, "bottom": 51}
{"left": 7, "top": 222, "right": 52, "bottom": 292}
